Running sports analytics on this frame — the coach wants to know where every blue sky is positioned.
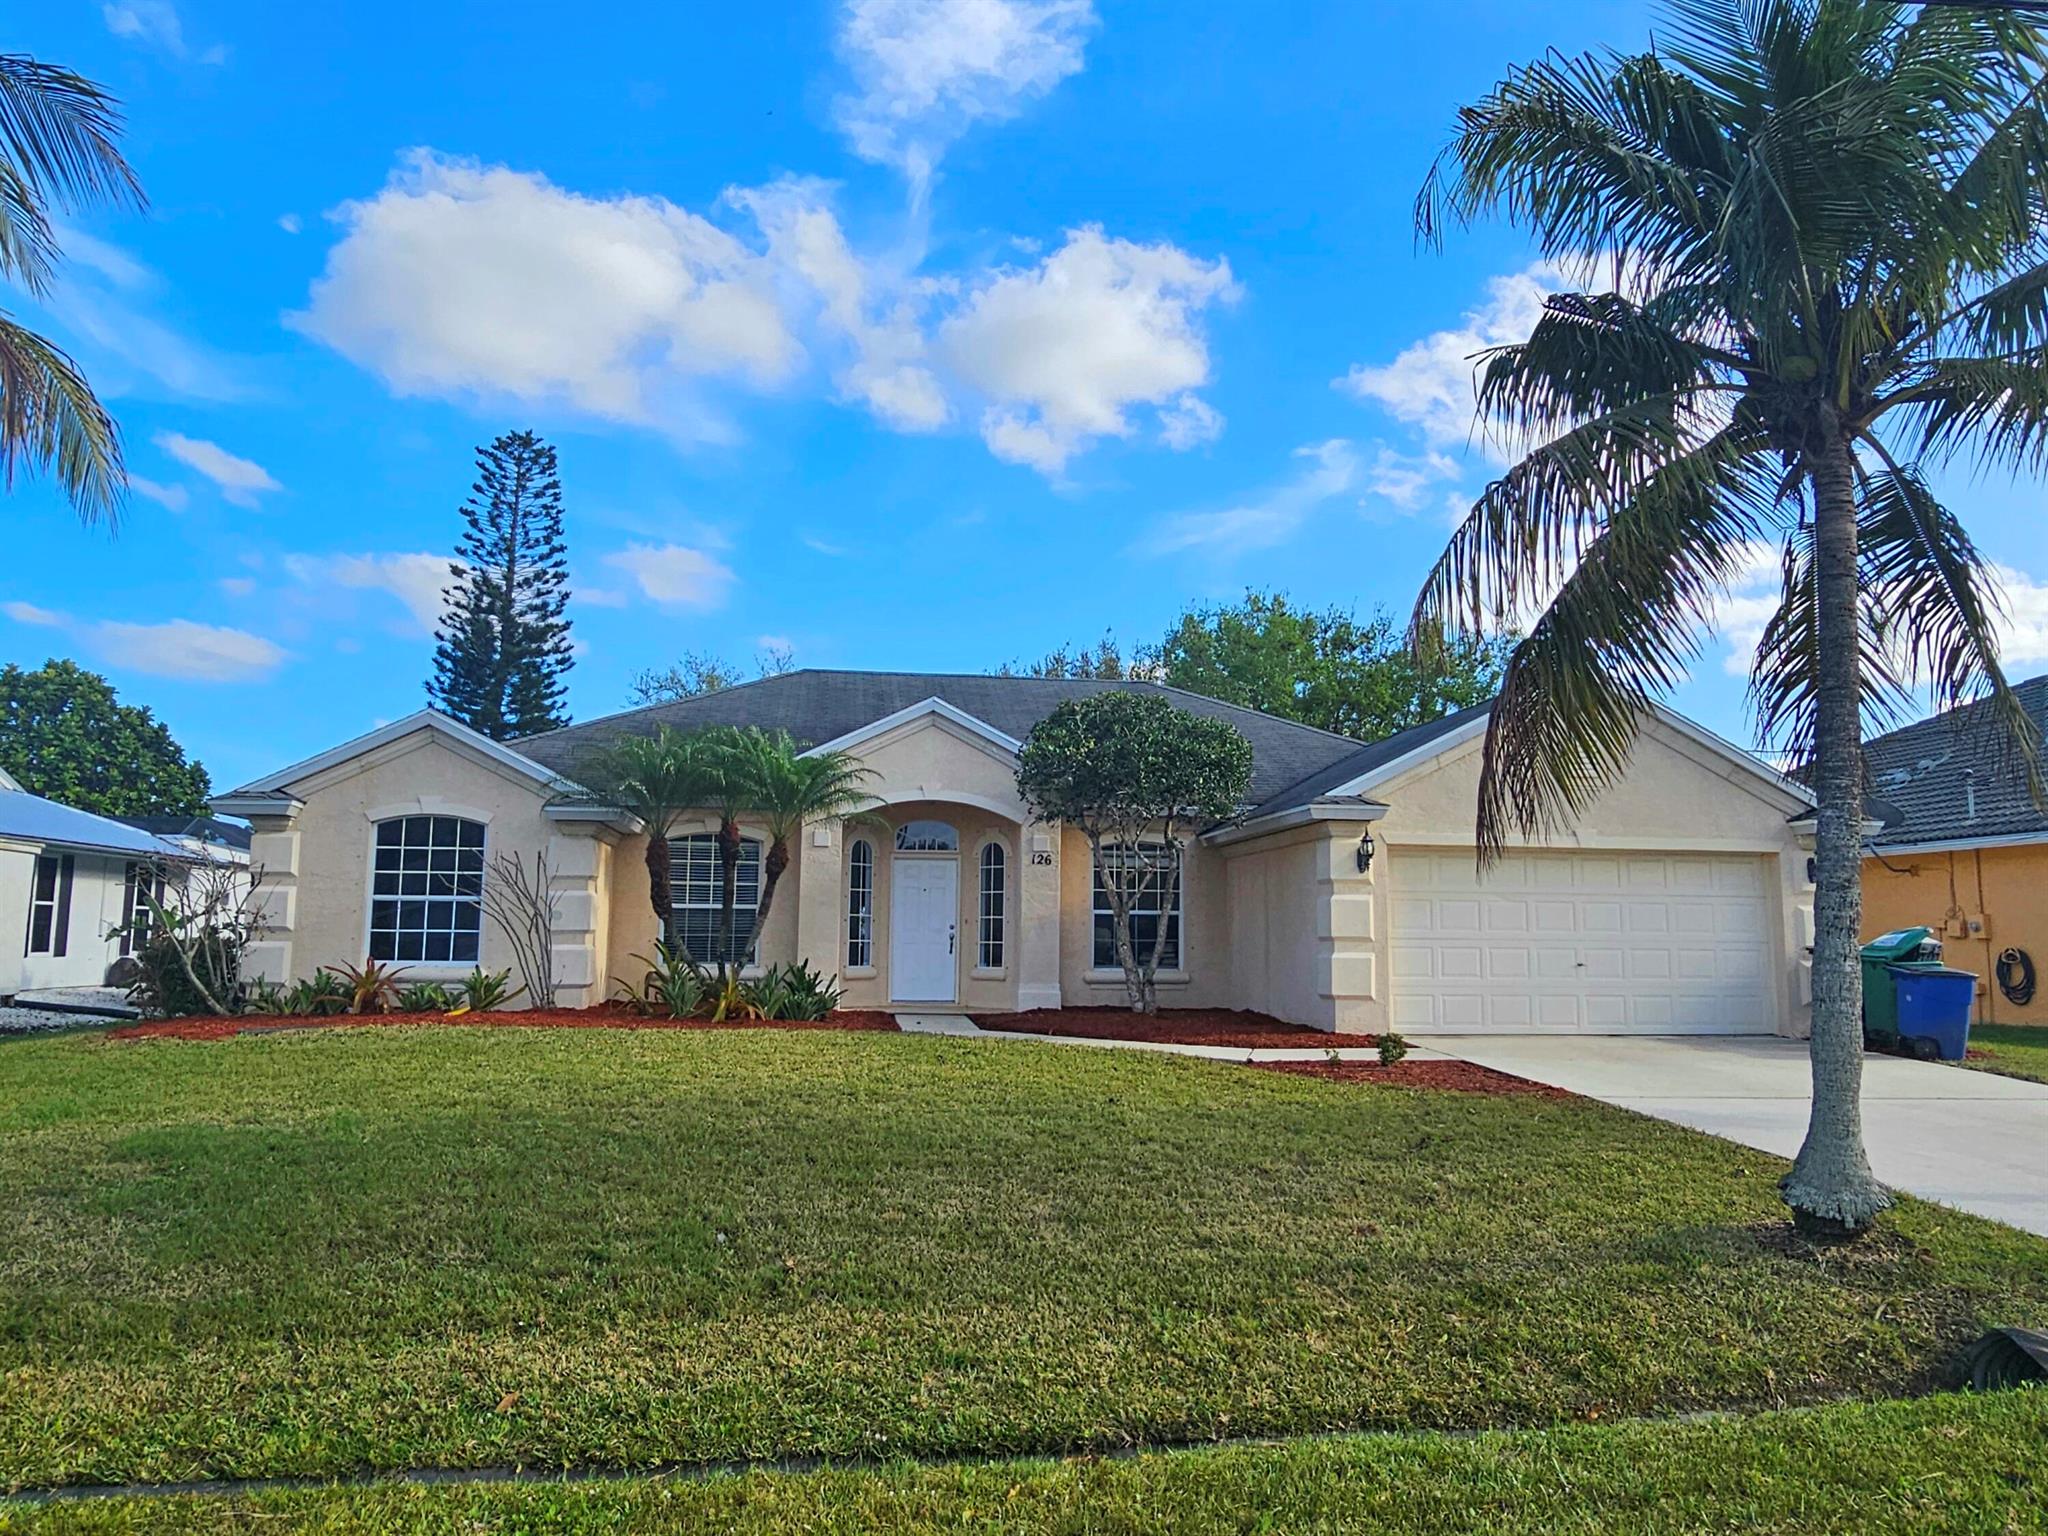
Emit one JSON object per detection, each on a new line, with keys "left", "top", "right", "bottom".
{"left": 7, "top": 0, "right": 2047, "bottom": 793}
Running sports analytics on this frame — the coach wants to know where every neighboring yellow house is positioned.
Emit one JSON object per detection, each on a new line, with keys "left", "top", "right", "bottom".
{"left": 214, "top": 669, "right": 1819, "bottom": 1037}
{"left": 1859, "top": 675, "right": 2048, "bottom": 1027}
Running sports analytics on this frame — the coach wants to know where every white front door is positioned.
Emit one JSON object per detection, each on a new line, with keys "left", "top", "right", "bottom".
{"left": 890, "top": 857, "right": 959, "bottom": 1003}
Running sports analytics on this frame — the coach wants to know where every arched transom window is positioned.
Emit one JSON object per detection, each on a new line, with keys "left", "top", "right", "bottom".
{"left": 895, "top": 820, "right": 958, "bottom": 853}
{"left": 370, "top": 815, "right": 485, "bottom": 963}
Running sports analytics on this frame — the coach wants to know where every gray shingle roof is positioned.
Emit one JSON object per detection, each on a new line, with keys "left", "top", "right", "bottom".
{"left": 516, "top": 669, "right": 1368, "bottom": 811}
{"left": 1238, "top": 701, "right": 1493, "bottom": 820}
{"left": 1861, "top": 673, "right": 2048, "bottom": 847}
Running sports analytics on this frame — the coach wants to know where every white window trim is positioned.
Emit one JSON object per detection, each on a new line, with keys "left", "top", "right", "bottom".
{"left": 1090, "top": 840, "right": 1187, "bottom": 974}
{"left": 363, "top": 813, "right": 489, "bottom": 973}
{"left": 668, "top": 831, "right": 767, "bottom": 970}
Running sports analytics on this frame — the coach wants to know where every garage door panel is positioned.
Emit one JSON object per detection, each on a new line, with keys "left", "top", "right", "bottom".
{"left": 1390, "top": 850, "right": 1776, "bottom": 1035}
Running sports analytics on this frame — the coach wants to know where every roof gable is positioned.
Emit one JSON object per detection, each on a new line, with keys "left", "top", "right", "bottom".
{"left": 219, "top": 709, "right": 576, "bottom": 805}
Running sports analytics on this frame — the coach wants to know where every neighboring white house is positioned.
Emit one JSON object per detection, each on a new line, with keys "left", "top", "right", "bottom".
{"left": 0, "top": 774, "right": 246, "bottom": 1001}
{"left": 214, "top": 669, "right": 1821, "bottom": 1036}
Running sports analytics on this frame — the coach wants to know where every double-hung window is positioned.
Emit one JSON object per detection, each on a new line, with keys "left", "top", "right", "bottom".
{"left": 24, "top": 854, "right": 72, "bottom": 957}
{"left": 369, "top": 815, "right": 486, "bottom": 963}
{"left": 1091, "top": 843, "right": 1182, "bottom": 970}
{"left": 121, "top": 861, "right": 166, "bottom": 957}
{"left": 669, "top": 833, "right": 762, "bottom": 966}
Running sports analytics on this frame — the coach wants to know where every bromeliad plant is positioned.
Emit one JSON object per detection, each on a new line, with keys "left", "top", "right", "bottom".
{"left": 1412, "top": 0, "right": 2048, "bottom": 1235}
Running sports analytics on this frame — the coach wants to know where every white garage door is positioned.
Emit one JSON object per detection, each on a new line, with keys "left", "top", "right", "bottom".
{"left": 1389, "top": 850, "right": 1777, "bottom": 1034}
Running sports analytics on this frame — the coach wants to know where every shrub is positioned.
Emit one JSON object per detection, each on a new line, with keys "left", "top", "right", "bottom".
{"left": 130, "top": 929, "right": 241, "bottom": 1018}
{"left": 454, "top": 967, "right": 522, "bottom": 1013}
{"left": 325, "top": 960, "right": 408, "bottom": 1015}
{"left": 745, "top": 960, "right": 843, "bottom": 1022}
{"left": 617, "top": 945, "right": 709, "bottom": 1018}
{"left": 395, "top": 981, "right": 457, "bottom": 1014}
{"left": 1378, "top": 1032, "right": 1410, "bottom": 1067}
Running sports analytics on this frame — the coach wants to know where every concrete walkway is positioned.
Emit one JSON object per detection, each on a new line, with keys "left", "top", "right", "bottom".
{"left": 892, "top": 1013, "right": 1454, "bottom": 1066}
{"left": 1412, "top": 1034, "right": 2048, "bottom": 1237}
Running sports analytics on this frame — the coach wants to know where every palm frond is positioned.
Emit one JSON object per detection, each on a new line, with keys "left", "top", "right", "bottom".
{"left": 0, "top": 54, "right": 141, "bottom": 212}
{"left": 1469, "top": 437, "right": 1778, "bottom": 859}
{"left": 1889, "top": 353, "right": 2048, "bottom": 471}
{"left": 0, "top": 311, "right": 122, "bottom": 524}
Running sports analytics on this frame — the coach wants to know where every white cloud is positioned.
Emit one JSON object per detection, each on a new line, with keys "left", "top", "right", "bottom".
{"left": 941, "top": 227, "right": 1238, "bottom": 476}
{"left": 93, "top": 620, "right": 284, "bottom": 681}
{"left": 572, "top": 584, "right": 629, "bottom": 609}
{"left": 757, "top": 633, "right": 795, "bottom": 652}
{"left": 1991, "top": 563, "right": 2048, "bottom": 669}
{"left": 1151, "top": 439, "right": 1360, "bottom": 556}
{"left": 284, "top": 552, "right": 453, "bottom": 633}
{"left": 155, "top": 432, "right": 280, "bottom": 507}
{"left": 126, "top": 475, "right": 189, "bottom": 512}
{"left": 277, "top": 213, "right": 302, "bottom": 235}
{"left": 602, "top": 544, "right": 736, "bottom": 610}
{"left": 1335, "top": 263, "right": 1567, "bottom": 461}
{"left": 288, "top": 151, "right": 805, "bottom": 442}
{"left": 1363, "top": 444, "right": 1462, "bottom": 512}
{"left": 43, "top": 234, "right": 252, "bottom": 403}
{"left": 102, "top": 1, "right": 226, "bottom": 63}
{"left": 802, "top": 533, "right": 852, "bottom": 557}
{"left": 218, "top": 576, "right": 255, "bottom": 597}
{"left": 1158, "top": 392, "right": 1224, "bottom": 451}
{"left": 733, "top": 178, "right": 949, "bottom": 431}
{"left": 2, "top": 601, "right": 65, "bottom": 627}
{"left": 835, "top": 0, "right": 1096, "bottom": 199}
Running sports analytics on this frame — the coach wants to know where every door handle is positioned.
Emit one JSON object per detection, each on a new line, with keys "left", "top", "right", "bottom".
{"left": 948, "top": 924, "right": 956, "bottom": 955}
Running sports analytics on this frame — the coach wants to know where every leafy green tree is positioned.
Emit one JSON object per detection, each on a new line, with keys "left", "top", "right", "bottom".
{"left": 1414, "top": 0, "right": 2045, "bottom": 1235}
{"left": 998, "top": 633, "right": 1145, "bottom": 680}
{"left": 429, "top": 430, "right": 574, "bottom": 740}
{"left": 726, "top": 728, "right": 877, "bottom": 942}
{"left": 565, "top": 727, "right": 715, "bottom": 943}
{"left": 0, "top": 659, "right": 209, "bottom": 815}
{"left": 1155, "top": 592, "right": 1509, "bottom": 739}
{"left": 628, "top": 643, "right": 794, "bottom": 707}
{"left": 1, "top": 54, "right": 142, "bottom": 525}
{"left": 1016, "top": 693, "right": 1252, "bottom": 1013}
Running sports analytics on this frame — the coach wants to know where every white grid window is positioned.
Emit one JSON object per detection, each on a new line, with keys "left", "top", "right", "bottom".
{"left": 669, "top": 833, "right": 762, "bottom": 966}
{"left": 978, "top": 842, "right": 1006, "bottom": 969}
{"left": 847, "top": 838, "right": 874, "bottom": 968}
{"left": 1092, "top": 843, "right": 1182, "bottom": 970}
{"left": 370, "top": 815, "right": 485, "bottom": 964}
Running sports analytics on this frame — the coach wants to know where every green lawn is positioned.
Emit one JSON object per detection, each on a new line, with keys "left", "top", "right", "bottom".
{"left": 2, "top": 1026, "right": 2045, "bottom": 1494}
{"left": 7, "top": 1392, "right": 2045, "bottom": 1534}
{"left": 1966, "top": 1022, "right": 2048, "bottom": 1084}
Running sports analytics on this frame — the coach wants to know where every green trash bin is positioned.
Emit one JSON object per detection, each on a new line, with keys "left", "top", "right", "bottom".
{"left": 1861, "top": 927, "right": 1945, "bottom": 1044}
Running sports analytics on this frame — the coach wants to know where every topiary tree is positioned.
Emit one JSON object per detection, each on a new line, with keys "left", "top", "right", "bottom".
{"left": 1016, "top": 693, "right": 1252, "bottom": 1014}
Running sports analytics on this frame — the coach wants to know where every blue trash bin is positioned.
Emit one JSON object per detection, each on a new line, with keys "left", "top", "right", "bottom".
{"left": 1889, "top": 965, "right": 1977, "bottom": 1062}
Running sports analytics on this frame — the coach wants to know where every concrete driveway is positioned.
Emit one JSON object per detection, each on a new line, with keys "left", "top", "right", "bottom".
{"left": 1411, "top": 1034, "right": 2048, "bottom": 1237}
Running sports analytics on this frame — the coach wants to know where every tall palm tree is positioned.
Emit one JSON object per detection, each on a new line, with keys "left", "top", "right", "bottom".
{"left": 568, "top": 727, "right": 714, "bottom": 945}
{"left": 1413, "top": 0, "right": 2045, "bottom": 1235}
{"left": 1, "top": 54, "right": 142, "bottom": 523}
{"left": 728, "top": 728, "right": 877, "bottom": 944}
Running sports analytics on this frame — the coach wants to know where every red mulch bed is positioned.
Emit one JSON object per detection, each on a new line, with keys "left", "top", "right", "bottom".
{"left": 968, "top": 1005, "right": 1381, "bottom": 1049}
{"left": 1256, "top": 1059, "right": 1570, "bottom": 1098}
{"left": 106, "top": 1005, "right": 901, "bottom": 1042}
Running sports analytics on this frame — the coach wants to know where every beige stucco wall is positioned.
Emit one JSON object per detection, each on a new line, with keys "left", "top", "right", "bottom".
{"left": 1360, "top": 714, "right": 1813, "bottom": 1037}
{"left": 1057, "top": 822, "right": 1234, "bottom": 1009}
{"left": 258, "top": 731, "right": 557, "bottom": 985}
{"left": 1215, "top": 823, "right": 1349, "bottom": 1027}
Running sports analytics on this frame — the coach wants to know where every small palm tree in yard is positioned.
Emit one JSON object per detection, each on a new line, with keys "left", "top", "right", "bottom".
{"left": 728, "top": 728, "right": 877, "bottom": 941}
{"left": 1, "top": 53, "right": 144, "bottom": 522}
{"left": 1415, "top": 0, "right": 2046, "bottom": 1235}
{"left": 569, "top": 727, "right": 714, "bottom": 944}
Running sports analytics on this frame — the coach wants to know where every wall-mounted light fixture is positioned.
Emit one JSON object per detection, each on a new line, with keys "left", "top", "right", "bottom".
{"left": 1356, "top": 829, "right": 1376, "bottom": 873}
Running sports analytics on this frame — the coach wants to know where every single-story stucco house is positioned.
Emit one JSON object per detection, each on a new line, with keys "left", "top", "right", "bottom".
{"left": 212, "top": 670, "right": 1819, "bottom": 1035}
{"left": 0, "top": 766, "right": 223, "bottom": 1001}
{"left": 1860, "top": 673, "right": 2047, "bottom": 1026}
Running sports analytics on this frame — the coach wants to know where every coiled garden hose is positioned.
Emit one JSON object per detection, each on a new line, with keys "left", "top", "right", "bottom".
{"left": 1996, "top": 947, "right": 2037, "bottom": 1007}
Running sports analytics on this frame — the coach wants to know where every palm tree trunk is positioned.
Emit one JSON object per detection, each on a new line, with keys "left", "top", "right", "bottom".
{"left": 754, "top": 836, "right": 790, "bottom": 949}
{"left": 717, "top": 817, "right": 742, "bottom": 977}
{"left": 644, "top": 833, "right": 673, "bottom": 949}
{"left": 1781, "top": 432, "right": 1890, "bottom": 1237}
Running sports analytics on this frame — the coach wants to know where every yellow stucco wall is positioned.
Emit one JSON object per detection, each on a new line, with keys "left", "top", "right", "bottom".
{"left": 1861, "top": 842, "right": 2048, "bottom": 1026}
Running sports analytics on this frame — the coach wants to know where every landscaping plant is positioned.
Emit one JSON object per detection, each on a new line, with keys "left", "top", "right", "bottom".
{"left": 1016, "top": 693, "right": 1252, "bottom": 1013}
{"left": 567, "top": 727, "right": 717, "bottom": 947}
{"left": 118, "top": 863, "right": 259, "bottom": 1018}
{"left": 1378, "top": 1032, "right": 1410, "bottom": 1068}
{"left": 327, "top": 959, "right": 409, "bottom": 1016}
{"left": 726, "top": 727, "right": 877, "bottom": 942}
{"left": 394, "top": 981, "right": 458, "bottom": 1014}
{"left": 1411, "top": 0, "right": 2047, "bottom": 1235}
{"left": 618, "top": 945, "right": 711, "bottom": 1018}
{"left": 453, "top": 968, "right": 523, "bottom": 1013}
